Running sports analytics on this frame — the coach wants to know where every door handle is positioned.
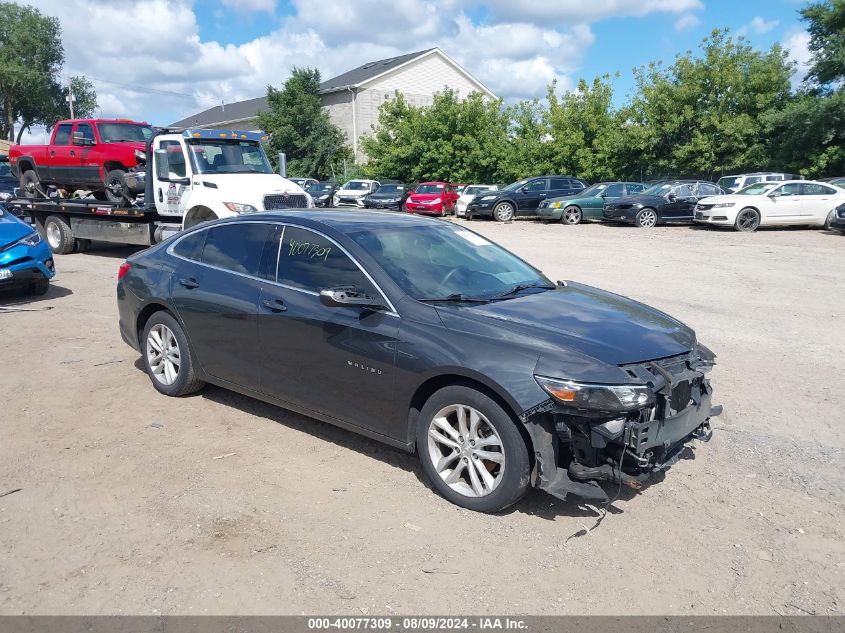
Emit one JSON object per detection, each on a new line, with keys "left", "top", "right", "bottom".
{"left": 178, "top": 277, "right": 199, "bottom": 289}
{"left": 70, "top": 150, "right": 75, "bottom": 156}
{"left": 262, "top": 298, "right": 287, "bottom": 312}
{"left": 50, "top": 151, "right": 55, "bottom": 157}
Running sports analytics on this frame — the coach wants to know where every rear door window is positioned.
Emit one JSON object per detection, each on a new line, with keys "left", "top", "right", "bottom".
{"left": 602, "top": 183, "right": 624, "bottom": 197}
{"left": 698, "top": 184, "right": 721, "bottom": 197}
{"left": 173, "top": 229, "right": 207, "bottom": 261}
{"left": 626, "top": 183, "right": 646, "bottom": 194}
{"left": 801, "top": 183, "right": 836, "bottom": 195}
{"left": 201, "top": 223, "right": 274, "bottom": 278}
{"left": 277, "top": 226, "right": 377, "bottom": 295}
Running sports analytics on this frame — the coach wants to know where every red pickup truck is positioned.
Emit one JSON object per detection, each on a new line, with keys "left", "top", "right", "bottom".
{"left": 10, "top": 118, "right": 153, "bottom": 203}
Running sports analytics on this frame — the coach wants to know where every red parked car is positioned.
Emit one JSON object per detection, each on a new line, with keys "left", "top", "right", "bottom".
{"left": 404, "top": 182, "right": 459, "bottom": 216}
{"left": 10, "top": 118, "right": 154, "bottom": 203}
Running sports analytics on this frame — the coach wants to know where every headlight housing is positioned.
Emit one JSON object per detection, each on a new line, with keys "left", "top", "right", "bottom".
{"left": 134, "top": 149, "right": 147, "bottom": 165}
{"left": 479, "top": 195, "right": 496, "bottom": 201}
{"left": 713, "top": 202, "right": 735, "bottom": 208}
{"left": 550, "top": 202, "right": 562, "bottom": 209}
{"left": 224, "top": 202, "right": 258, "bottom": 214}
{"left": 431, "top": 197, "right": 442, "bottom": 204}
{"left": 534, "top": 375, "right": 654, "bottom": 413}
{"left": 16, "top": 231, "right": 42, "bottom": 247}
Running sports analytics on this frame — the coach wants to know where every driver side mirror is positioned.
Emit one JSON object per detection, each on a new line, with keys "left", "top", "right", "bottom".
{"left": 519, "top": 185, "right": 528, "bottom": 193}
{"left": 320, "top": 287, "right": 384, "bottom": 310}
{"left": 154, "top": 149, "right": 190, "bottom": 185}
{"left": 768, "top": 190, "right": 781, "bottom": 198}
{"left": 667, "top": 193, "right": 677, "bottom": 201}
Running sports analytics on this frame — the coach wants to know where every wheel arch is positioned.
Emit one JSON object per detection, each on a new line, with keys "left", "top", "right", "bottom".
{"left": 183, "top": 205, "right": 217, "bottom": 230}
{"left": 135, "top": 301, "right": 178, "bottom": 343}
{"left": 405, "top": 371, "right": 533, "bottom": 459}
{"left": 103, "top": 160, "right": 128, "bottom": 175}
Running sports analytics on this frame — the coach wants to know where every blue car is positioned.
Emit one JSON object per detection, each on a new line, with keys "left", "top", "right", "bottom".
{"left": 0, "top": 204, "right": 55, "bottom": 295}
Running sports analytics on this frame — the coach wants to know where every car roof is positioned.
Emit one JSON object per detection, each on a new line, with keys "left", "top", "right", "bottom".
{"left": 220, "top": 209, "right": 444, "bottom": 231}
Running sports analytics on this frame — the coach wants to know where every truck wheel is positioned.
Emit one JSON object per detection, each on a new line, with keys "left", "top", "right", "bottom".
{"left": 104, "top": 169, "right": 130, "bottom": 204}
{"left": 20, "top": 171, "right": 42, "bottom": 198}
{"left": 44, "top": 215, "right": 76, "bottom": 255}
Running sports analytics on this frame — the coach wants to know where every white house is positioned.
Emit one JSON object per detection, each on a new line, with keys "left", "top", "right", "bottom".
{"left": 171, "top": 48, "right": 496, "bottom": 162}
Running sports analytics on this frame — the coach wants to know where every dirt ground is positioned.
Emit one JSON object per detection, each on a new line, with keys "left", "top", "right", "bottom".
{"left": 1, "top": 219, "right": 843, "bottom": 616}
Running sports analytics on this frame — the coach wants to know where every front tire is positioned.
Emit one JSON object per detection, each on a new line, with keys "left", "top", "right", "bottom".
{"left": 20, "top": 170, "right": 42, "bottom": 199}
{"left": 561, "top": 206, "right": 582, "bottom": 225}
{"left": 141, "top": 311, "right": 205, "bottom": 397}
{"left": 493, "top": 201, "right": 515, "bottom": 222}
{"left": 635, "top": 208, "right": 657, "bottom": 228}
{"left": 25, "top": 276, "right": 49, "bottom": 296}
{"left": 104, "top": 169, "right": 131, "bottom": 204}
{"left": 735, "top": 207, "right": 760, "bottom": 232}
{"left": 416, "top": 385, "right": 530, "bottom": 513}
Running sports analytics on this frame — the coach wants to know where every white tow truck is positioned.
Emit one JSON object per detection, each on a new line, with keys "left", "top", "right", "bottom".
{"left": 6, "top": 128, "right": 311, "bottom": 254}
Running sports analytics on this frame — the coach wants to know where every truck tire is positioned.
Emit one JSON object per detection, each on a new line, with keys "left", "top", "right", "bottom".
{"left": 104, "top": 169, "right": 131, "bottom": 204}
{"left": 20, "top": 170, "right": 42, "bottom": 198}
{"left": 44, "top": 215, "right": 76, "bottom": 255}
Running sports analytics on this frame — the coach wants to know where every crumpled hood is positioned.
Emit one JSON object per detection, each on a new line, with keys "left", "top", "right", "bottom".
{"left": 608, "top": 194, "right": 665, "bottom": 208}
{"left": 436, "top": 282, "right": 695, "bottom": 366}
{"left": 0, "top": 212, "right": 34, "bottom": 250}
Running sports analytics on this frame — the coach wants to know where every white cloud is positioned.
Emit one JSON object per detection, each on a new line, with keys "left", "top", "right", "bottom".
{"left": 221, "top": 0, "right": 277, "bottom": 11}
{"left": 15, "top": 0, "right": 717, "bottom": 129}
{"left": 674, "top": 13, "right": 700, "bottom": 31}
{"left": 737, "top": 16, "right": 779, "bottom": 37}
{"left": 783, "top": 30, "right": 812, "bottom": 86}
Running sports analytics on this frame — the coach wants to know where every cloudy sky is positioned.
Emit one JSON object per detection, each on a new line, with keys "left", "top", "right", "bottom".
{"left": 21, "top": 0, "right": 813, "bottom": 139}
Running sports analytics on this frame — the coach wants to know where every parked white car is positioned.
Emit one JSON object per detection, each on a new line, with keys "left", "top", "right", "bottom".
{"left": 716, "top": 172, "right": 801, "bottom": 194}
{"left": 694, "top": 180, "right": 845, "bottom": 232}
{"left": 333, "top": 179, "right": 379, "bottom": 207}
{"left": 456, "top": 184, "right": 498, "bottom": 217}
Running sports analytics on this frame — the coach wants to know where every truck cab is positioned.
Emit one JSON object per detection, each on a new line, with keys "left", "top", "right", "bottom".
{"left": 149, "top": 129, "right": 312, "bottom": 228}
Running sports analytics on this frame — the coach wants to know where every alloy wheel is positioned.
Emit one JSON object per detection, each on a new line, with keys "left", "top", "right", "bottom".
{"left": 737, "top": 209, "right": 760, "bottom": 232}
{"left": 146, "top": 323, "right": 181, "bottom": 386}
{"left": 427, "top": 404, "right": 505, "bottom": 498}
{"left": 494, "top": 203, "right": 514, "bottom": 222}
{"left": 637, "top": 209, "right": 657, "bottom": 227}
{"left": 563, "top": 206, "right": 582, "bottom": 224}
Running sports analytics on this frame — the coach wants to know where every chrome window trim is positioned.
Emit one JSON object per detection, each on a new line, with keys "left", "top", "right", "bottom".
{"left": 167, "top": 220, "right": 399, "bottom": 317}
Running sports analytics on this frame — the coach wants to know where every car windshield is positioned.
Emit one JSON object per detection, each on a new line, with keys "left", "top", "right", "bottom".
{"left": 342, "top": 181, "right": 371, "bottom": 191}
{"left": 348, "top": 222, "right": 552, "bottom": 301}
{"left": 736, "top": 183, "right": 777, "bottom": 195}
{"left": 96, "top": 122, "right": 154, "bottom": 143}
{"left": 641, "top": 182, "right": 675, "bottom": 196}
{"left": 415, "top": 184, "right": 444, "bottom": 194}
{"left": 717, "top": 176, "right": 741, "bottom": 190}
{"left": 187, "top": 140, "right": 273, "bottom": 174}
{"left": 502, "top": 179, "right": 529, "bottom": 192}
{"left": 307, "top": 183, "right": 334, "bottom": 193}
{"left": 577, "top": 183, "right": 609, "bottom": 197}
{"left": 375, "top": 184, "right": 405, "bottom": 194}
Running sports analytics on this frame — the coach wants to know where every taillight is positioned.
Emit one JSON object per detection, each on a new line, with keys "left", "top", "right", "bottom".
{"left": 118, "top": 262, "right": 132, "bottom": 280}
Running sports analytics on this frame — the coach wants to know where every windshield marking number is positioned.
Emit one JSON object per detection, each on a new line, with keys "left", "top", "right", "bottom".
{"left": 288, "top": 239, "right": 331, "bottom": 262}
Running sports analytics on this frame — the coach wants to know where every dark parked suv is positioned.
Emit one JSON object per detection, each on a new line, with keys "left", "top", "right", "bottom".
{"left": 602, "top": 180, "right": 724, "bottom": 227}
{"left": 117, "top": 210, "right": 720, "bottom": 513}
{"left": 466, "top": 176, "right": 588, "bottom": 222}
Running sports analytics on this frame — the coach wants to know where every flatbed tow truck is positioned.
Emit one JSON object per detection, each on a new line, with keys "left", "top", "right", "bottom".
{"left": 5, "top": 127, "right": 310, "bottom": 254}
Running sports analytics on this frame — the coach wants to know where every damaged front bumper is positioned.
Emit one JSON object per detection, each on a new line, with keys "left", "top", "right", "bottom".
{"left": 520, "top": 349, "right": 721, "bottom": 502}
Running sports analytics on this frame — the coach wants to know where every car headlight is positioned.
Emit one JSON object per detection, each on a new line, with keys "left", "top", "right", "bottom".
{"left": 713, "top": 202, "right": 735, "bottom": 208}
{"left": 534, "top": 376, "right": 654, "bottom": 412}
{"left": 16, "top": 231, "right": 42, "bottom": 247}
{"left": 224, "top": 202, "right": 258, "bottom": 214}
{"left": 550, "top": 202, "right": 562, "bottom": 209}
{"left": 134, "top": 149, "right": 147, "bottom": 164}
{"left": 479, "top": 195, "right": 497, "bottom": 201}
{"left": 431, "top": 197, "right": 442, "bottom": 204}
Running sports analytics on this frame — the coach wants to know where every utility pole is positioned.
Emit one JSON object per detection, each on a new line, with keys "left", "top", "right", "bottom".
{"left": 66, "top": 77, "right": 75, "bottom": 119}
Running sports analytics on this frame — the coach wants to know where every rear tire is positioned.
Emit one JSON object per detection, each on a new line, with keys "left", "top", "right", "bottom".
{"left": 141, "top": 311, "right": 205, "bottom": 397}
{"left": 44, "top": 215, "right": 76, "bottom": 255}
{"left": 416, "top": 385, "right": 530, "bottom": 513}
{"left": 20, "top": 170, "right": 42, "bottom": 199}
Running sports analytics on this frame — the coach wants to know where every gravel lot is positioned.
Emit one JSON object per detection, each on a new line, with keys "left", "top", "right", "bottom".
{"left": 1, "top": 218, "right": 843, "bottom": 616}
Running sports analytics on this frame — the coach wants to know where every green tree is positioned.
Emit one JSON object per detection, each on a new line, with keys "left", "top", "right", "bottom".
{"left": 15, "top": 75, "right": 97, "bottom": 143}
{"left": 764, "top": 0, "right": 844, "bottom": 176}
{"left": 623, "top": 29, "right": 793, "bottom": 179}
{"left": 0, "top": 2, "right": 64, "bottom": 141}
{"left": 362, "top": 89, "right": 509, "bottom": 183}
{"left": 545, "top": 76, "right": 623, "bottom": 181}
{"left": 257, "top": 67, "right": 352, "bottom": 180}
{"left": 500, "top": 99, "right": 551, "bottom": 182}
